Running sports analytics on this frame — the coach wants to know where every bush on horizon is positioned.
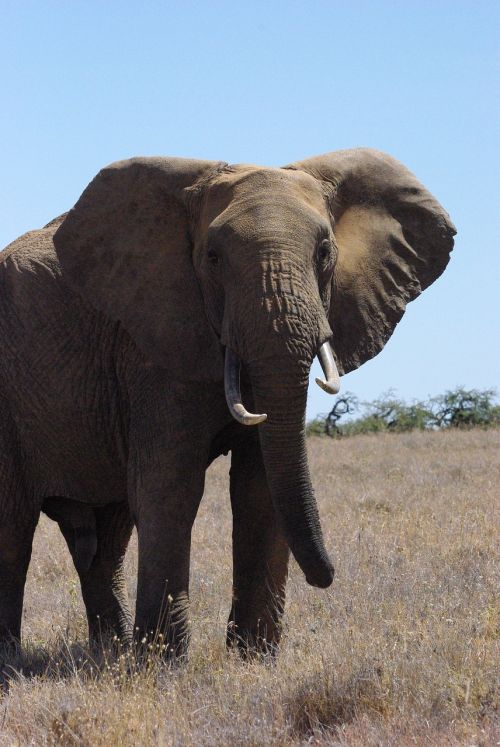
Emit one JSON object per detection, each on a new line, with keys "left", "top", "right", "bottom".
{"left": 307, "top": 387, "right": 500, "bottom": 437}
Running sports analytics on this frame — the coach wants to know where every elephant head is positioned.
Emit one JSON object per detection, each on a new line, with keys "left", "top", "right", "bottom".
{"left": 53, "top": 149, "right": 455, "bottom": 589}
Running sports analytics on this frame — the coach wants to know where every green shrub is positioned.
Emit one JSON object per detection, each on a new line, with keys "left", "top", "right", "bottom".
{"left": 354, "top": 391, "right": 433, "bottom": 434}
{"left": 430, "top": 387, "right": 500, "bottom": 428}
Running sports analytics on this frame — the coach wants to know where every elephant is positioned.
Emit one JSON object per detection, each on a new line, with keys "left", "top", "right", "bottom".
{"left": 0, "top": 149, "right": 455, "bottom": 657}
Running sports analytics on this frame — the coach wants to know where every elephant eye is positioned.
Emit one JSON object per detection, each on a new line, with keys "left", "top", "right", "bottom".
{"left": 316, "top": 239, "right": 332, "bottom": 265}
{"left": 207, "top": 248, "right": 220, "bottom": 266}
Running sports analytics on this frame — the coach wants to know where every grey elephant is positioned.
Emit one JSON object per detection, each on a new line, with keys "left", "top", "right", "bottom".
{"left": 0, "top": 149, "right": 455, "bottom": 656}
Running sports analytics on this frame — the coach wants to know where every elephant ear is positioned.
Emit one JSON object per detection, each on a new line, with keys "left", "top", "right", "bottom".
{"left": 54, "top": 157, "right": 226, "bottom": 380}
{"left": 285, "top": 149, "right": 456, "bottom": 375}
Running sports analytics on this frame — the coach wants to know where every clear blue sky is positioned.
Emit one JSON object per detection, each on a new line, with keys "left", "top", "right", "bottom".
{"left": 1, "top": 1, "right": 498, "bottom": 417}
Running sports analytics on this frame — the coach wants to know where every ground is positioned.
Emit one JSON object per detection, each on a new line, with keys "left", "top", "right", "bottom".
{"left": 0, "top": 429, "right": 498, "bottom": 745}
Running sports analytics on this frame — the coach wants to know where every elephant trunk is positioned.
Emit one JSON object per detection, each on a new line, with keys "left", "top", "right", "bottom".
{"left": 222, "top": 262, "right": 335, "bottom": 587}
{"left": 248, "top": 363, "right": 334, "bottom": 588}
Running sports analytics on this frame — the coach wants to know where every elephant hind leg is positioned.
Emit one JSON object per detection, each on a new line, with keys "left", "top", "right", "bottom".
{"left": 0, "top": 521, "right": 38, "bottom": 644}
{"left": 56, "top": 501, "right": 134, "bottom": 646}
{"left": 0, "top": 399, "right": 39, "bottom": 644}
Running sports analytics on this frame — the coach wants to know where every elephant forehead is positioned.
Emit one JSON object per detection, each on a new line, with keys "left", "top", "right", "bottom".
{"left": 225, "top": 166, "right": 324, "bottom": 206}
{"left": 205, "top": 168, "right": 329, "bottom": 241}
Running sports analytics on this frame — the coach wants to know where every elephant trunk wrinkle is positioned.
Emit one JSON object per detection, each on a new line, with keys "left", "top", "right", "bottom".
{"left": 222, "top": 255, "right": 332, "bottom": 367}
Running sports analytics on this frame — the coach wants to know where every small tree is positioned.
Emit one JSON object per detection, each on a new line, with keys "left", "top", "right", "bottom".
{"left": 323, "top": 393, "right": 358, "bottom": 436}
{"left": 305, "top": 392, "right": 358, "bottom": 437}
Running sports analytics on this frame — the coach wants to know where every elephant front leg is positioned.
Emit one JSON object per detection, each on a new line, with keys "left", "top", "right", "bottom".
{"left": 128, "top": 374, "right": 218, "bottom": 660}
{"left": 133, "top": 466, "right": 206, "bottom": 660}
{"left": 227, "top": 434, "right": 290, "bottom": 657}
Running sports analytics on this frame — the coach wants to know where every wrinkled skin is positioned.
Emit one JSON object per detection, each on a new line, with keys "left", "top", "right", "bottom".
{"left": 0, "top": 150, "right": 455, "bottom": 657}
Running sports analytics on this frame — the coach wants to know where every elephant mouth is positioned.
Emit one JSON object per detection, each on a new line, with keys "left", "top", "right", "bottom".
{"left": 224, "top": 342, "right": 340, "bottom": 426}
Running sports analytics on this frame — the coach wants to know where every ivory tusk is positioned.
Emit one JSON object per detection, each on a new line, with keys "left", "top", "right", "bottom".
{"left": 224, "top": 348, "right": 267, "bottom": 426}
{"left": 315, "top": 341, "right": 341, "bottom": 395}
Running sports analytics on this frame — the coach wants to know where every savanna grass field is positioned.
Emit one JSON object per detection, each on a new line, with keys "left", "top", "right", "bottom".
{"left": 1, "top": 429, "right": 498, "bottom": 745}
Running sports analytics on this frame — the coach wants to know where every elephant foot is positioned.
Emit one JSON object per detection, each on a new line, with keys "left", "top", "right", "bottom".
{"left": 132, "top": 629, "right": 189, "bottom": 667}
{"left": 0, "top": 635, "right": 22, "bottom": 668}
{"left": 226, "top": 618, "right": 282, "bottom": 661}
{"left": 87, "top": 611, "right": 133, "bottom": 652}
{"left": 133, "top": 593, "right": 191, "bottom": 664}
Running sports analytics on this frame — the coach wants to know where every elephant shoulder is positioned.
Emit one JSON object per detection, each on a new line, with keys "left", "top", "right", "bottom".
{"left": 0, "top": 215, "right": 76, "bottom": 334}
{"left": 0, "top": 214, "right": 67, "bottom": 281}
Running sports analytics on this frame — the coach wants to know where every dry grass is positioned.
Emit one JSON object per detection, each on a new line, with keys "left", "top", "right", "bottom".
{"left": 0, "top": 429, "right": 498, "bottom": 745}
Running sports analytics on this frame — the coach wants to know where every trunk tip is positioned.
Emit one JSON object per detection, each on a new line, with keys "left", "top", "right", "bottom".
{"left": 305, "top": 561, "right": 335, "bottom": 589}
